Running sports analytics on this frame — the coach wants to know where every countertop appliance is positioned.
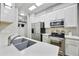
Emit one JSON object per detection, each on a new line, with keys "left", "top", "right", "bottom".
{"left": 31, "top": 22, "right": 46, "bottom": 42}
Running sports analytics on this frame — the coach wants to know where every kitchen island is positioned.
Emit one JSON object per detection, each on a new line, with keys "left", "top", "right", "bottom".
{"left": 0, "top": 37, "right": 59, "bottom": 56}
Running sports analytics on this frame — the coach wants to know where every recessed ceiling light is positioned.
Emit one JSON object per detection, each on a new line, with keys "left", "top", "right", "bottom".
{"left": 29, "top": 5, "right": 36, "bottom": 11}
{"left": 36, "top": 3, "right": 43, "bottom": 6}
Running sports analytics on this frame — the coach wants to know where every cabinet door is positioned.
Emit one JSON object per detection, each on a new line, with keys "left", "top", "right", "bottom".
{"left": 64, "top": 4, "right": 77, "bottom": 27}
{"left": 43, "top": 35, "right": 50, "bottom": 43}
{"left": 44, "top": 14, "right": 50, "bottom": 28}
{"left": 65, "top": 39, "right": 79, "bottom": 56}
{"left": 33, "top": 33, "right": 40, "bottom": 41}
{"left": 55, "top": 9, "right": 64, "bottom": 19}
{"left": 65, "top": 44, "right": 79, "bottom": 56}
{"left": 35, "top": 22, "right": 40, "bottom": 33}
{"left": 45, "top": 20, "right": 50, "bottom": 28}
{"left": 44, "top": 12, "right": 56, "bottom": 28}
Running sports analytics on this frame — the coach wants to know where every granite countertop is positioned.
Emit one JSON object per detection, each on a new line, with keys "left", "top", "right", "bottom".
{"left": 0, "top": 37, "right": 59, "bottom": 56}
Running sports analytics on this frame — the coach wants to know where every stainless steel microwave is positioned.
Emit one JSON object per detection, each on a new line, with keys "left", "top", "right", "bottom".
{"left": 50, "top": 20, "right": 64, "bottom": 27}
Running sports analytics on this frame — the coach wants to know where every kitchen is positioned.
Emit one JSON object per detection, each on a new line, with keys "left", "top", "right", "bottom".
{"left": 0, "top": 3, "right": 79, "bottom": 56}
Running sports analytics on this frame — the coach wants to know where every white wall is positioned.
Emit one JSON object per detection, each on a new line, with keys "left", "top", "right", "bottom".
{"left": 0, "top": 3, "right": 18, "bottom": 48}
{"left": 1, "top": 4, "right": 17, "bottom": 22}
{"left": 0, "top": 3, "right": 1, "bottom": 20}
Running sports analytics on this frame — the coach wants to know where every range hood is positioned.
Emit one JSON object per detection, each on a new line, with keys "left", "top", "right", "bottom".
{"left": 0, "top": 21, "right": 12, "bottom": 31}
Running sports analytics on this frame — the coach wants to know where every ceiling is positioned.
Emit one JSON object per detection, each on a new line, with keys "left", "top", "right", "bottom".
{"left": 15, "top": 3, "right": 59, "bottom": 15}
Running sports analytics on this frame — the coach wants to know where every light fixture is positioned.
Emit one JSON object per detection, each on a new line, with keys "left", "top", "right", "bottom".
{"left": 5, "top": 6, "right": 11, "bottom": 9}
{"left": 4, "top": 3, "right": 12, "bottom": 9}
{"left": 5, "top": 3, "right": 12, "bottom": 7}
{"left": 36, "top": 3, "right": 43, "bottom": 6}
{"left": 29, "top": 5, "right": 36, "bottom": 11}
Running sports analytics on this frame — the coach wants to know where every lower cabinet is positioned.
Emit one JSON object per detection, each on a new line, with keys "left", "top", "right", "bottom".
{"left": 42, "top": 34, "right": 50, "bottom": 43}
{"left": 65, "top": 39, "right": 79, "bottom": 56}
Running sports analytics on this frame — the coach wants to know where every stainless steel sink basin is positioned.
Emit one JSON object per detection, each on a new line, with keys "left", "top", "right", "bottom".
{"left": 12, "top": 38, "right": 36, "bottom": 51}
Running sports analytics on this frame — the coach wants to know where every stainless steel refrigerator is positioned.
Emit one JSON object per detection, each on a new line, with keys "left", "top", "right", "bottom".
{"left": 31, "top": 22, "right": 46, "bottom": 41}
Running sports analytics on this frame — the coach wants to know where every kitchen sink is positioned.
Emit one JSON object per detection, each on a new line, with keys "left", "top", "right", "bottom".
{"left": 12, "top": 38, "right": 36, "bottom": 51}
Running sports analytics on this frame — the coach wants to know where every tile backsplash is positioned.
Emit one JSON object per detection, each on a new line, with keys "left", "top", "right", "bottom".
{"left": 64, "top": 27, "right": 78, "bottom": 36}
{"left": 46, "top": 27, "right": 78, "bottom": 36}
{"left": 46, "top": 28, "right": 65, "bottom": 34}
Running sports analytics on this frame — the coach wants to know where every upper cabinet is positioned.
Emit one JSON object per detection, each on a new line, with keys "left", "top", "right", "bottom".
{"left": 64, "top": 4, "right": 77, "bottom": 27}
{"left": 44, "top": 14, "right": 50, "bottom": 28}
{"left": 44, "top": 4, "right": 78, "bottom": 28}
{"left": 31, "top": 4, "right": 78, "bottom": 28}
{"left": 44, "top": 11, "right": 56, "bottom": 28}
{"left": 44, "top": 9, "right": 65, "bottom": 28}
{"left": 55, "top": 9, "right": 64, "bottom": 19}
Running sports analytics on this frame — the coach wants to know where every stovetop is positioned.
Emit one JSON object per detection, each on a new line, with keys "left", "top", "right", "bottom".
{"left": 49, "top": 33, "right": 65, "bottom": 38}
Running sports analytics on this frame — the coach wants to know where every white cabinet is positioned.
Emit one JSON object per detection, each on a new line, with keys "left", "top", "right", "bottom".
{"left": 55, "top": 9, "right": 64, "bottom": 19}
{"left": 53, "top": 4, "right": 77, "bottom": 27}
{"left": 44, "top": 7, "right": 64, "bottom": 28}
{"left": 45, "top": 20, "right": 50, "bottom": 28}
{"left": 64, "top": 4, "right": 77, "bottom": 27}
{"left": 44, "top": 15, "right": 50, "bottom": 28}
{"left": 43, "top": 34, "right": 50, "bottom": 43}
{"left": 34, "top": 22, "right": 40, "bottom": 33}
{"left": 45, "top": 4, "right": 78, "bottom": 28}
{"left": 40, "top": 4, "right": 78, "bottom": 28}
{"left": 65, "top": 39, "right": 79, "bottom": 56}
{"left": 44, "top": 12, "right": 56, "bottom": 28}
{"left": 65, "top": 44, "right": 79, "bottom": 56}
{"left": 56, "top": 4, "right": 77, "bottom": 27}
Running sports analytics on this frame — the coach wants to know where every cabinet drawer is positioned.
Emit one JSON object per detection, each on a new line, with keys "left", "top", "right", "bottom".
{"left": 43, "top": 35, "right": 50, "bottom": 43}
{"left": 66, "top": 39, "right": 79, "bottom": 44}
